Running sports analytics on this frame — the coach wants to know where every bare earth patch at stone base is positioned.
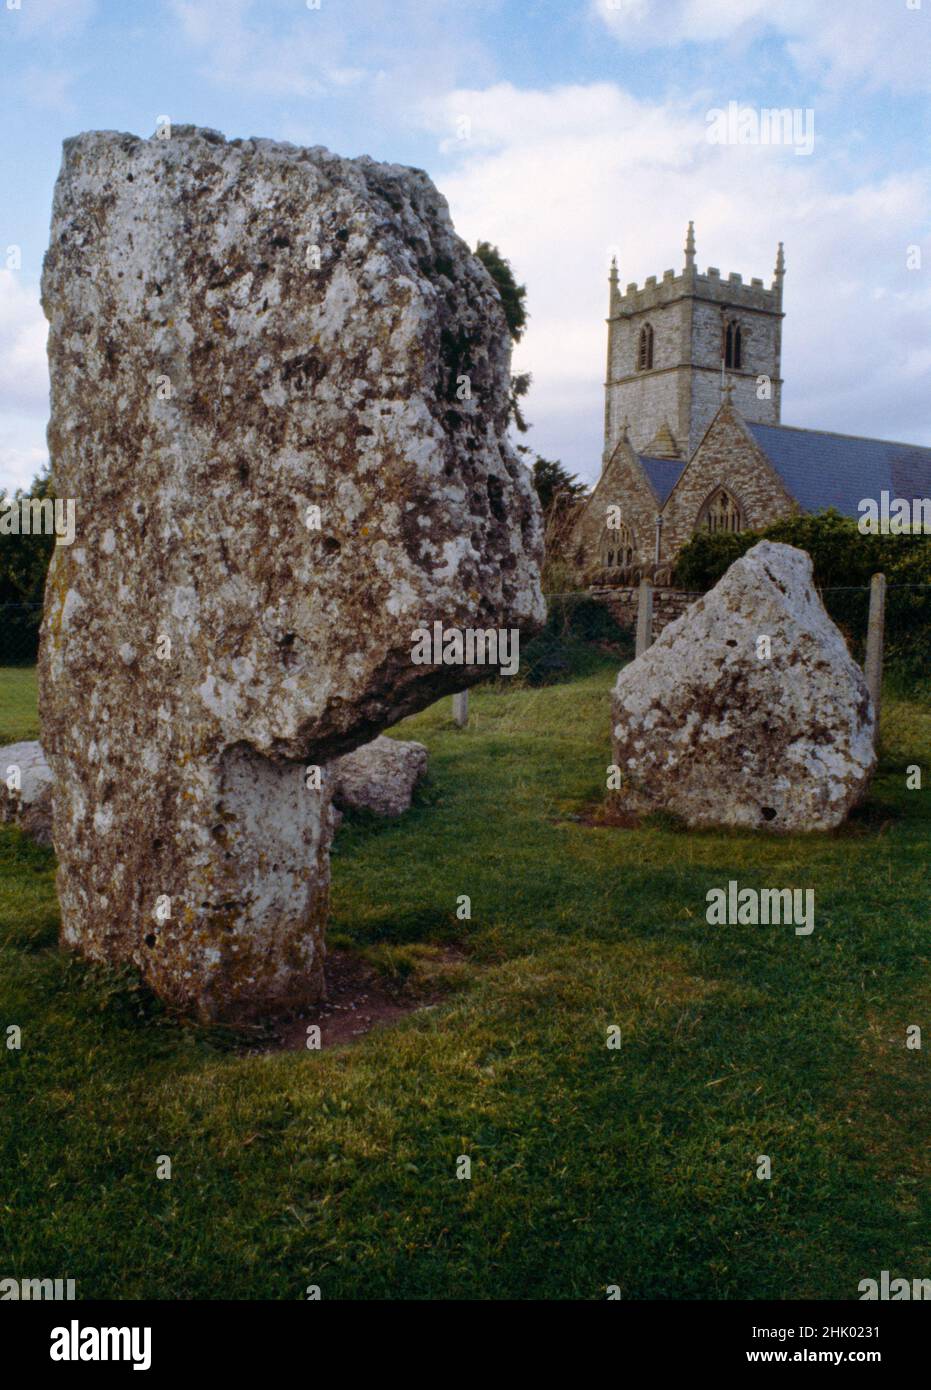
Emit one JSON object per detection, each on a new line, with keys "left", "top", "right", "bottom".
{"left": 244, "top": 946, "right": 469, "bottom": 1053}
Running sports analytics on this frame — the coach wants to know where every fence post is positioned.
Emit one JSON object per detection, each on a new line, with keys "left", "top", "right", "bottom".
{"left": 452, "top": 690, "right": 469, "bottom": 728}
{"left": 635, "top": 578, "right": 654, "bottom": 658}
{"left": 864, "top": 572, "right": 886, "bottom": 743}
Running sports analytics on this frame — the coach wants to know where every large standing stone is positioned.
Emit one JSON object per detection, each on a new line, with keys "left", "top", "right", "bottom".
{"left": 610, "top": 541, "right": 875, "bottom": 831}
{"left": 40, "top": 126, "right": 543, "bottom": 1021}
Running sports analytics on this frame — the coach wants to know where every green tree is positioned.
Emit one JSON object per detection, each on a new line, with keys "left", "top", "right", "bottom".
{"left": 474, "top": 241, "right": 528, "bottom": 341}
{"left": 475, "top": 241, "right": 589, "bottom": 589}
{"left": 530, "top": 456, "right": 588, "bottom": 516}
{"left": 474, "top": 240, "right": 532, "bottom": 433}
{"left": 671, "top": 509, "right": 928, "bottom": 591}
{"left": 0, "top": 469, "right": 55, "bottom": 663}
{"left": 672, "top": 509, "right": 931, "bottom": 684}
{"left": 0, "top": 470, "right": 55, "bottom": 603}
{"left": 474, "top": 240, "right": 588, "bottom": 506}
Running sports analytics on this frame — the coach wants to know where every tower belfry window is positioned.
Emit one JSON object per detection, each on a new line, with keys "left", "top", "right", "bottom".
{"left": 724, "top": 319, "right": 742, "bottom": 370}
{"left": 638, "top": 323, "right": 654, "bottom": 371}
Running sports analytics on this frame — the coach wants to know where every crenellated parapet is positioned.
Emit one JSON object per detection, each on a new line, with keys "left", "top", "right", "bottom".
{"left": 603, "top": 224, "right": 785, "bottom": 464}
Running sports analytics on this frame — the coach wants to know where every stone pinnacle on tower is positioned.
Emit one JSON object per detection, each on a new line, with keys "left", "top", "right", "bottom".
{"left": 774, "top": 241, "right": 786, "bottom": 287}
{"left": 684, "top": 220, "right": 696, "bottom": 271}
{"left": 608, "top": 252, "right": 620, "bottom": 315}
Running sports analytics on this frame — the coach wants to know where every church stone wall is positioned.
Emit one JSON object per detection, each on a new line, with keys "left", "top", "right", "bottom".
{"left": 605, "top": 256, "right": 784, "bottom": 462}
{"left": 688, "top": 294, "right": 782, "bottom": 455}
{"left": 687, "top": 368, "right": 779, "bottom": 458}
{"left": 589, "top": 585, "right": 700, "bottom": 635}
{"left": 607, "top": 367, "right": 683, "bottom": 460}
{"left": 590, "top": 237, "right": 790, "bottom": 577}
{"left": 610, "top": 283, "right": 684, "bottom": 379}
{"left": 572, "top": 441, "right": 659, "bottom": 570}
{"left": 660, "top": 407, "right": 797, "bottom": 560}
{"left": 607, "top": 282, "right": 686, "bottom": 458}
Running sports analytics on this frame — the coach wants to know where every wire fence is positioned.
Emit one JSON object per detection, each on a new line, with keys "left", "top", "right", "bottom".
{"left": 2, "top": 589, "right": 929, "bottom": 764}
{"left": 516, "top": 584, "right": 931, "bottom": 675}
{"left": 470, "top": 585, "right": 931, "bottom": 761}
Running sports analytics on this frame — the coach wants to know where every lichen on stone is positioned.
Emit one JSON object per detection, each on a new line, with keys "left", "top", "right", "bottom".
{"left": 39, "top": 125, "right": 544, "bottom": 1021}
{"left": 609, "top": 541, "right": 876, "bottom": 831}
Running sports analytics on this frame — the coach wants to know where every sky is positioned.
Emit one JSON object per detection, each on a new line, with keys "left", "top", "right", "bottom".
{"left": 1, "top": 0, "right": 929, "bottom": 495}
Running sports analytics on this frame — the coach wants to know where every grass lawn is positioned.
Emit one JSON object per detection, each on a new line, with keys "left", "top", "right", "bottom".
{"left": 0, "top": 666, "right": 42, "bottom": 744}
{"left": 1, "top": 658, "right": 930, "bottom": 1299}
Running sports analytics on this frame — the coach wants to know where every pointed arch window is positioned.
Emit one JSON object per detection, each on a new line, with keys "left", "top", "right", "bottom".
{"left": 602, "top": 520, "right": 635, "bottom": 568}
{"left": 637, "top": 323, "right": 654, "bottom": 371}
{"left": 723, "top": 319, "right": 742, "bottom": 370}
{"left": 700, "top": 487, "right": 744, "bottom": 535}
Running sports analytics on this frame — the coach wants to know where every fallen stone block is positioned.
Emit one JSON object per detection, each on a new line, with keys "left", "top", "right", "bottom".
{"left": 610, "top": 540, "right": 875, "bottom": 831}
{"left": 0, "top": 741, "right": 54, "bottom": 846}
{"left": 329, "top": 735, "right": 428, "bottom": 818}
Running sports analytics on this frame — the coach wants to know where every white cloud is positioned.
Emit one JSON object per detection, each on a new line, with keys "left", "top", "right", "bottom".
{"left": 169, "top": 0, "right": 330, "bottom": 98}
{"left": 419, "top": 83, "right": 931, "bottom": 482}
{"left": 17, "top": 65, "right": 77, "bottom": 113}
{"left": 0, "top": 273, "right": 48, "bottom": 413}
{"left": 10, "top": 0, "right": 96, "bottom": 39}
{"left": 0, "top": 273, "right": 49, "bottom": 494}
{"left": 594, "top": 0, "right": 772, "bottom": 45}
{"left": 592, "top": 0, "right": 931, "bottom": 93}
{"left": 168, "top": 0, "right": 486, "bottom": 105}
{"left": 0, "top": 425, "right": 48, "bottom": 495}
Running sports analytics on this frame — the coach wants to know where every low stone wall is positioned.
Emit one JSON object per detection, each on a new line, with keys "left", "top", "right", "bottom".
{"left": 589, "top": 585, "right": 703, "bottom": 636}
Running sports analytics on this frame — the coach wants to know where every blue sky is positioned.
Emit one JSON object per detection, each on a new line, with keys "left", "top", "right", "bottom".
{"left": 1, "top": 0, "right": 930, "bottom": 493}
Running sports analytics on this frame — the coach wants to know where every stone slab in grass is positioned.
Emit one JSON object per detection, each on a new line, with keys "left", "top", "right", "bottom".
{"left": 39, "top": 125, "right": 543, "bottom": 1021}
{"left": 329, "top": 736, "right": 428, "bottom": 820}
{"left": 610, "top": 540, "right": 876, "bottom": 831}
{"left": 0, "top": 740, "right": 53, "bottom": 846}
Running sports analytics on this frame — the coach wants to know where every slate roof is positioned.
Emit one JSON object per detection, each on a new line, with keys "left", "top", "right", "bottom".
{"left": 638, "top": 454, "right": 685, "bottom": 504}
{"left": 745, "top": 421, "right": 931, "bottom": 518}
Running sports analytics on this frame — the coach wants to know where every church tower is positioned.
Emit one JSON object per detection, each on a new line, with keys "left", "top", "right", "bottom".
{"left": 602, "top": 225, "right": 784, "bottom": 467}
